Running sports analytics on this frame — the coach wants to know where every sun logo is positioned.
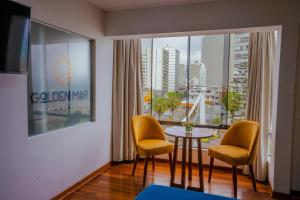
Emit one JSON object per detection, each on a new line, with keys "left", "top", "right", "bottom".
{"left": 53, "top": 55, "right": 72, "bottom": 86}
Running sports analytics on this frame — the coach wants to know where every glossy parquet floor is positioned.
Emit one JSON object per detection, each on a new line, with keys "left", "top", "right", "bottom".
{"left": 65, "top": 161, "right": 275, "bottom": 200}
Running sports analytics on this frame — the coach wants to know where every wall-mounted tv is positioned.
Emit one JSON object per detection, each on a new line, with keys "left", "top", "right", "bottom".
{"left": 0, "top": 0, "right": 31, "bottom": 74}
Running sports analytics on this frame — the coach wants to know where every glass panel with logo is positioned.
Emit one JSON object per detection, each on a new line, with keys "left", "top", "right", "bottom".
{"left": 28, "top": 21, "right": 93, "bottom": 136}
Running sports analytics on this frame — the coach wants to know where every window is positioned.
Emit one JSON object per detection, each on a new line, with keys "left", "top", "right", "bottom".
{"left": 28, "top": 21, "right": 94, "bottom": 136}
{"left": 141, "top": 33, "right": 249, "bottom": 147}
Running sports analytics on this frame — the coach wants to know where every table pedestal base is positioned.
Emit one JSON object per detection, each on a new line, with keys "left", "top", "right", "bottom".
{"left": 187, "top": 186, "right": 204, "bottom": 192}
{"left": 170, "top": 137, "right": 204, "bottom": 192}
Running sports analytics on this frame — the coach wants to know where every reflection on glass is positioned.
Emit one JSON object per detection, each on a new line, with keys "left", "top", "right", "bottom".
{"left": 28, "top": 22, "right": 92, "bottom": 136}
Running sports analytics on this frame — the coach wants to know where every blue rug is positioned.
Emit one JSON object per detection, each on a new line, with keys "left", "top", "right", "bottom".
{"left": 135, "top": 185, "right": 236, "bottom": 200}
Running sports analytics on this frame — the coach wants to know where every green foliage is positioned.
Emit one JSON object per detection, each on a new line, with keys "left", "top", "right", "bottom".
{"left": 152, "top": 96, "right": 169, "bottom": 120}
{"left": 212, "top": 117, "right": 221, "bottom": 125}
{"left": 182, "top": 122, "right": 194, "bottom": 132}
{"left": 201, "top": 134, "right": 221, "bottom": 143}
{"left": 222, "top": 91, "right": 244, "bottom": 122}
{"left": 166, "top": 91, "right": 183, "bottom": 118}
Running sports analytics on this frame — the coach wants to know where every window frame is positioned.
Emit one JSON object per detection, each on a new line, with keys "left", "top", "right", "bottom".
{"left": 27, "top": 20, "right": 96, "bottom": 137}
{"left": 143, "top": 34, "right": 249, "bottom": 129}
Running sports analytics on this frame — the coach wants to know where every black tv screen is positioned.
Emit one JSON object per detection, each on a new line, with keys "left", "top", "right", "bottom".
{"left": 0, "top": 1, "right": 30, "bottom": 74}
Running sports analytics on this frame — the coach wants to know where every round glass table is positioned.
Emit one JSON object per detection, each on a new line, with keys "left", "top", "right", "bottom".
{"left": 165, "top": 126, "right": 213, "bottom": 192}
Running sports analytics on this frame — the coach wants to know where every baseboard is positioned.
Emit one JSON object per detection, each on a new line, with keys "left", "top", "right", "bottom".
{"left": 291, "top": 190, "right": 300, "bottom": 196}
{"left": 52, "top": 162, "right": 112, "bottom": 200}
{"left": 271, "top": 190, "right": 300, "bottom": 199}
{"left": 271, "top": 191, "right": 291, "bottom": 199}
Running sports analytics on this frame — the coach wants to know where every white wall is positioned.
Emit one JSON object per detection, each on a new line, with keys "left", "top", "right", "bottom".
{"left": 105, "top": 0, "right": 300, "bottom": 194}
{"left": 0, "top": 0, "right": 113, "bottom": 199}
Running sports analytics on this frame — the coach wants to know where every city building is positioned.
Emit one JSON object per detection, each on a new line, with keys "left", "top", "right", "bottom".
{"left": 229, "top": 33, "right": 249, "bottom": 96}
{"left": 164, "top": 47, "right": 180, "bottom": 91}
{"left": 175, "top": 64, "right": 186, "bottom": 90}
{"left": 142, "top": 47, "right": 152, "bottom": 90}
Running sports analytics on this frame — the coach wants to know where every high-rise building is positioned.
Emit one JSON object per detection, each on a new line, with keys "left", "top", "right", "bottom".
{"left": 229, "top": 33, "right": 249, "bottom": 95}
{"left": 164, "top": 47, "right": 180, "bottom": 91}
{"left": 190, "top": 63, "right": 201, "bottom": 87}
{"left": 152, "top": 48, "right": 169, "bottom": 92}
{"left": 201, "top": 34, "right": 228, "bottom": 87}
{"left": 142, "top": 48, "right": 152, "bottom": 90}
{"left": 176, "top": 64, "right": 186, "bottom": 90}
{"left": 142, "top": 47, "right": 181, "bottom": 93}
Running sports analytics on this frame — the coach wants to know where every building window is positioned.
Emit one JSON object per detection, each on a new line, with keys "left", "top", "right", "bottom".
{"left": 28, "top": 21, "right": 94, "bottom": 137}
{"left": 142, "top": 33, "right": 249, "bottom": 147}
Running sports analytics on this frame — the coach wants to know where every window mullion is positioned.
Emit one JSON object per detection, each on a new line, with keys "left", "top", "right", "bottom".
{"left": 186, "top": 36, "right": 191, "bottom": 123}
{"left": 150, "top": 38, "right": 153, "bottom": 116}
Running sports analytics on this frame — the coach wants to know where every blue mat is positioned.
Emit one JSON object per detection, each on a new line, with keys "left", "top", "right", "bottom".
{"left": 135, "top": 185, "right": 236, "bottom": 200}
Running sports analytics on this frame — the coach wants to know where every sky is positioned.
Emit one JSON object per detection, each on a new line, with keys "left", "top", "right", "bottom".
{"left": 142, "top": 36, "right": 204, "bottom": 65}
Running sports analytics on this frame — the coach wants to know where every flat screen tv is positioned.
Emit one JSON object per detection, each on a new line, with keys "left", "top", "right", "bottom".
{"left": 0, "top": 0, "right": 31, "bottom": 74}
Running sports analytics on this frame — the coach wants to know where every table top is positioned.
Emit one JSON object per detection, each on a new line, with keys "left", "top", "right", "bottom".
{"left": 164, "top": 126, "right": 214, "bottom": 139}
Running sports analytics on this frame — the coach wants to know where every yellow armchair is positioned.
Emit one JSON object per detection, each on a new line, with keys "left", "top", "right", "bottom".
{"left": 131, "top": 115, "right": 174, "bottom": 186}
{"left": 208, "top": 120, "right": 260, "bottom": 198}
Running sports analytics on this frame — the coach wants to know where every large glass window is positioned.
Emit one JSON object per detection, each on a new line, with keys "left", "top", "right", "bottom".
{"left": 28, "top": 21, "right": 93, "bottom": 136}
{"left": 151, "top": 37, "right": 188, "bottom": 121}
{"left": 141, "top": 33, "right": 249, "bottom": 147}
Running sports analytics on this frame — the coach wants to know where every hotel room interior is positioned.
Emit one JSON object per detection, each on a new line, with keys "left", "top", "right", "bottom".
{"left": 0, "top": 0, "right": 300, "bottom": 199}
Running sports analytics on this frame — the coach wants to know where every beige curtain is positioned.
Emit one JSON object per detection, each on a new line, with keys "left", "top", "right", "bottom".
{"left": 246, "top": 32, "right": 275, "bottom": 181}
{"left": 112, "top": 39, "right": 143, "bottom": 161}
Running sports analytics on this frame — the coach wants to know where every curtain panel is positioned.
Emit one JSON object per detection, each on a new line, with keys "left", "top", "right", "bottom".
{"left": 246, "top": 32, "right": 275, "bottom": 181}
{"left": 112, "top": 39, "right": 143, "bottom": 161}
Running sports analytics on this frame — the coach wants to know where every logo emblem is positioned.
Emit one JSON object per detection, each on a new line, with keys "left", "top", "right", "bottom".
{"left": 53, "top": 55, "right": 72, "bottom": 86}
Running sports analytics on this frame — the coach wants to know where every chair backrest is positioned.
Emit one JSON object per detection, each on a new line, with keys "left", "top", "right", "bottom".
{"left": 131, "top": 115, "right": 166, "bottom": 150}
{"left": 221, "top": 120, "right": 260, "bottom": 161}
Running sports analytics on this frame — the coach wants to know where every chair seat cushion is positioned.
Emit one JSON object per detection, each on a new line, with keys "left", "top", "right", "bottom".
{"left": 135, "top": 185, "right": 236, "bottom": 200}
{"left": 208, "top": 145, "right": 249, "bottom": 166}
{"left": 137, "top": 139, "right": 174, "bottom": 156}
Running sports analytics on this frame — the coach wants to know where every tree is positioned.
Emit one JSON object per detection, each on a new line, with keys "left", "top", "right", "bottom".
{"left": 222, "top": 91, "right": 244, "bottom": 123}
{"left": 212, "top": 117, "right": 221, "bottom": 125}
{"left": 152, "top": 96, "right": 168, "bottom": 120}
{"left": 144, "top": 91, "right": 152, "bottom": 104}
{"left": 166, "top": 91, "right": 183, "bottom": 119}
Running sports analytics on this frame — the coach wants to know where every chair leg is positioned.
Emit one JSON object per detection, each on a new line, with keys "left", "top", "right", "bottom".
{"left": 208, "top": 157, "right": 214, "bottom": 183}
{"left": 168, "top": 153, "right": 172, "bottom": 176}
{"left": 143, "top": 156, "right": 149, "bottom": 186}
{"left": 132, "top": 154, "right": 139, "bottom": 176}
{"left": 152, "top": 156, "right": 155, "bottom": 170}
{"left": 249, "top": 164, "right": 257, "bottom": 191}
{"left": 232, "top": 166, "right": 237, "bottom": 198}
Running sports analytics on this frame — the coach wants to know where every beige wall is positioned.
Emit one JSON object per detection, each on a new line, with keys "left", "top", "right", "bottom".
{"left": 0, "top": 0, "right": 113, "bottom": 199}
{"left": 292, "top": 28, "right": 300, "bottom": 191}
{"left": 105, "top": 0, "right": 300, "bottom": 193}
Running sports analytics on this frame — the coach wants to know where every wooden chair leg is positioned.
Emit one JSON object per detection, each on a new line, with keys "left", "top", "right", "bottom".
{"left": 143, "top": 156, "right": 149, "bottom": 186}
{"left": 208, "top": 157, "right": 214, "bottom": 183}
{"left": 132, "top": 154, "right": 139, "bottom": 176}
{"left": 249, "top": 164, "right": 257, "bottom": 191}
{"left": 232, "top": 166, "right": 237, "bottom": 198}
{"left": 170, "top": 137, "right": 178, "bottom": 185}
{"left": 168, "top": 153, "right": 172, "bottom": 175}
{"left": 152, "top": 156, "right": 155, "bottom": 170}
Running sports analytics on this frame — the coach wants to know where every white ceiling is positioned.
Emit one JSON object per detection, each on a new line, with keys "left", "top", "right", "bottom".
{"left": 86, "top": 0, "right": 222, "bottom": 11}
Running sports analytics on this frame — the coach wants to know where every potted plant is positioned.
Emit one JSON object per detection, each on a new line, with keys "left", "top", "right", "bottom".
{"left": 182, "top": 122, "right": 194, "bottom": 136}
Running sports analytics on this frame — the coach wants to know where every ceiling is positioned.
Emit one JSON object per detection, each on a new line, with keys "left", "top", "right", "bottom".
{"left": 86, "top": 0, "right": 222, "bottom": 11}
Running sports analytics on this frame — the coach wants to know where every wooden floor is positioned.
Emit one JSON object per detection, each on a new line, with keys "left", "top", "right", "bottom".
{"left": 65, "top": 161, "right": 275, "bottom": 200}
